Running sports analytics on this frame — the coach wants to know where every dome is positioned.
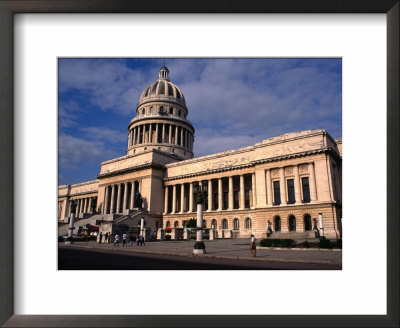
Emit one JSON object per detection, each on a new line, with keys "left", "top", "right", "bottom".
{"left": 138, "top": 66, "right": 186, "bottom": 106}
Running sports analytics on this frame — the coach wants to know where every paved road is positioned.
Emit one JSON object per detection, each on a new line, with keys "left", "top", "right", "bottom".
{"left": 58, "top": 246, "right": 341, "bottom": 270}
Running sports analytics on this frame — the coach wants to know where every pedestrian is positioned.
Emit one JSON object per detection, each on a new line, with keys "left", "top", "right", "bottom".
{"left": 114, "top": 234, "right": 120, "bottom": 247}
{"left": 250, "top": 234, "right": 256, "bottom": 257}
{"left": 99, "top": 231, "right": 103, "bottom": 244}
{"left": 122, "top": 233, "right": 128, "bottom": 247}
{"left": 136, "top": 235, "right": 140, "bottom": 246}
{"left": 128, "top": 236, "right": 133, "bottom": 247}
{"left": 139, "top": 233, "right": 145, "bottom": 246}
{"left": 104, "top": 232, "right": 109, "bottom": 244}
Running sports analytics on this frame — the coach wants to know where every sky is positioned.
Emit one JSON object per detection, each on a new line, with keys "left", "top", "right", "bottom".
{"left": 58, "top": 58, "right": 342, "bottom": 185}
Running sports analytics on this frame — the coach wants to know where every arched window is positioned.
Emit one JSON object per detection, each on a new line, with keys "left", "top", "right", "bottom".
{"left": 245, "top": 217, "right": 252, "bottom": 229}
{"left": 274, "top": 216, "right": 281, "bottom": 232}
{"left": 211, "top": 219, "right": 217, "bottom": 229}
{"left": 289, "top": 215, "right": 296, "bottom": 231}
{"left": 178, "top": 110, "right": 181, "bottom": 116}
{"left": 169, "top": 107, "right": 173, "bottom": 114}
{"left": 141, "top": 108, "right": 145, "bottom": 115}
{"left": 166, "top": 221, "right": 170, "bottom": 228}
{"left": 174, "top": 220, "right": 179, "bottom": 228}
{"left": 182, "top": 220, "right": 187, "bottom": 228}
{"left": 150, "top": 107, "right": 153, "bottom": 114}
{"left": 203, "top": 220, "right": 207, "bottom": 228}
{"left": 304, "top": 214, "right": 312, "bottom": 231}
{"left": 233, "top": 218, "right": 239, "bottom": 230}
{"left": 222, "top": 218, "right": 228, "bottom": 229}
{"left": 159, "top": 106, "right": 163, "bottom": 114}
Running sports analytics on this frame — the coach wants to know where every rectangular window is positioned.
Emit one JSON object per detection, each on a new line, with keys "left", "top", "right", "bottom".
{"left": 273, "top": 181, "right": 281, "bottom": 205}
{"left": 302, "top": 177, "right": 310, "bottom": 203}
{"left": 223, "top": 192, "right": 228, "bottom": 210}
{"left": 245, "top": 190, "right": 250, "bottom": 208}
{"left": 233, "top": 191, "right": 239, "bottom": 209}
{"left": 287, "top": 179, "right": 295, "bottom": 204}
{"left": 213, "top": 193, "right": 218, "bottom": 210}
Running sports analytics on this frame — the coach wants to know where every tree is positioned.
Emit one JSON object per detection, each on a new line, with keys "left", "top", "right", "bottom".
{"left": 186, "top": 218, "right": 197, "bottom": 228}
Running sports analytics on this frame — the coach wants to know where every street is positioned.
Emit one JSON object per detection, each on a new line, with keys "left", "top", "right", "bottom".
{"left": 58, "top": 245, "right": 341, "bottom": 270}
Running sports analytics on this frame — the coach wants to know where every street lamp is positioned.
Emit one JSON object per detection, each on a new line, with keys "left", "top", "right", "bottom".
{"left": 193, "top": 182, "right": 207, "bottom": 255}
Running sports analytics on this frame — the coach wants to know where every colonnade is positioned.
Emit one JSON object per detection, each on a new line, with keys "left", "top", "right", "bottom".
{"left": 70, "top": 196, "right": 97, "bottom": 217}
{"left": 163, "top": 163, "right": 318, "bottom": 214}
{"left": 164, "top": 173, "right": 256, "bottom": 214}
{"left": 128, "top": 122, "right": 193, "bottom": 150}
{"left": 103, "top": 180, "right": 141, "bottom": 214}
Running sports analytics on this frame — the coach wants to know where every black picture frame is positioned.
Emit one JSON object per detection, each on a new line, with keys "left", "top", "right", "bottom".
{"left": 0, "top": 1, "right": 398, "bottom": 327}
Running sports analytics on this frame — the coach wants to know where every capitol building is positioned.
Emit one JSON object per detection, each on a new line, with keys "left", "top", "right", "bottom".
{"left": 58, "top": 66, "right": 342, "bottom": 240}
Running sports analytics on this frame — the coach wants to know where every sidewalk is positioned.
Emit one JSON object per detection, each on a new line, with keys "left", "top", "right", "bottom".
{"left": 59, "top": 239, "right": 342, "bottom": 266}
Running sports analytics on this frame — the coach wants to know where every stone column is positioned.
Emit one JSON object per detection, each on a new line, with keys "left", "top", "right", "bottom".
{"left": 228, "top": 176, "right": 233, "bottom": 210}
{"left": 218, "top": 178, "right": 223, "bottom": 211}
{"left": 88, "top": 197, "right": 93, "bottom": 214}
{"left": 83, "top": 198, "right": 87, "bottom": 213}
{"left": 207, "top": 179, "right": 212, "bottom": 211}
{"left": 133, "top": 128, "right": 137, "bottom": 145}
{"left": 280, "top": 167, "right": 287, "bottom": 205}
{"left": 130, "top": 181, "right": 136, "bottom": 208}
{"left": 116, "top": 184, "right": 122, "bottom": 213}
{"left": 294, "top": 165, "right": 301, "bottom": 204}
{"left": 162, "top": 124, "right": 166, "bottom": 143}
{"left": 155, "top": 123, "right": 159, "bottom": 143}
{"left": 251, "top": 173, "right": 256, "bottom": 208}
{"left": 189, "top": 182, "right": 193, "bottom": 212}
{"left": 239, "top": 175, "right": 245, "bottom": 209}
{"left": 180, "top": 127, "right": 184, "bottom": 146}
{"left": 164, "top": 186, "right": 169, "bottom": 214}
{"left": 172, "top": 184, "right": 177, "bottom": 213}
{"left": 309, "top": 162, "right": 317, "bottom": 201}
{"left": 110, "top": 185, "right": 115, "bottom": 214}
{"left": 175, "top": 125, "right": 179, "bottom": 145}
{"left": 180, "top": 183, "right": 185, "bottom": 213}
{"left": 149, "top": 124, "right": 153, "bottom": 143}
{"left": 104, "top": 187, "right": 109, "bottom": 214}
{"left": 123, "top": 182, "right": 128, "bottom": 210}
{"left": 168, "top": 124, "right": 172, "bottom": 144}
{"left": 142, "top": 125, "right": 145, "bottom": 144}
{"left": 266, "top": 169, "right": 273, "bottom": 206}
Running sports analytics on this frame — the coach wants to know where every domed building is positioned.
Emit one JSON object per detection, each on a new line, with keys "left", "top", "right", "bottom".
{"left": 58, "top": 66, "right": 342, "bottom": 241}
{"left": 127, "top": 66, "right": 194, "bottom": 159}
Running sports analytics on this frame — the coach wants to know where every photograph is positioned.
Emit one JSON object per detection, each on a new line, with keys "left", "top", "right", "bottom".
{"left": 57, "top": 58, "right": 343, "bottom": 270}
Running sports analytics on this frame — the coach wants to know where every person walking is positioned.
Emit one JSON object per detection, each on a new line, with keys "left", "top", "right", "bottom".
{"left": 250, "top": 234, "right": 256, "bottom": 257}
{"left": 114, "top": 234, "right": 120, "bottom": 247}
{"left": 99, "top": 231, "right": 103, "bottom": 244}
{"left": 122, "top": 233, "right": 128, "bottom": 247}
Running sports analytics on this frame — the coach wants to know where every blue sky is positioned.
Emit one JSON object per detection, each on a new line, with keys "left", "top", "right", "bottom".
{"left": 58, "top": 58, "right": 342, "bottom": 185}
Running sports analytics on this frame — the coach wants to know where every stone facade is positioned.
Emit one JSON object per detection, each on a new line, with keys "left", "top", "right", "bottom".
{"left": 58, "top": 66, "right": 342, "bottom": 239}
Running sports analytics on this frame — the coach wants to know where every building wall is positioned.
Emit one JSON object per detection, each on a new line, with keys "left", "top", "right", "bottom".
{"left": 58, "top": 129, "right": 342, "bottom": 239}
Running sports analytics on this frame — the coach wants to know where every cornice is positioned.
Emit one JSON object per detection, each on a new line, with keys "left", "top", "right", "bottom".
{"left": 97, "top": 163, "right": 165, "bottom": 179}
{"left": 164, "top": 148, "right": 339, "bottom": 181}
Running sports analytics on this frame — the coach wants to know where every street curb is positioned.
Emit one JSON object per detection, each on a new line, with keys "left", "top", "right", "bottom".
{"left": 59, "top": 244, "right": 333, "bottom": 265}
{"left": 256, "top": 247, "right": 342, "bottom": 252}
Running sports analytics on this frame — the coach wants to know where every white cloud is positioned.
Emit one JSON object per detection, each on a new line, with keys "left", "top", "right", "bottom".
{"left": 58, "top": 134, "right": 120, "bottom": 170}
{"left": 79, "top": 126, "right": 127, "bottom": 144}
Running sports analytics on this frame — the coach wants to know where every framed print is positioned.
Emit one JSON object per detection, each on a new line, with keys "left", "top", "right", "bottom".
{"left": 0, "top": 1, "right": 398, "bottom": 327}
